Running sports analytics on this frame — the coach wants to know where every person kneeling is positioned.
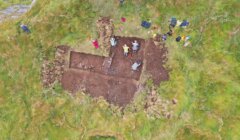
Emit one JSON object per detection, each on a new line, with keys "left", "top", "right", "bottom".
{"left": 131, "top": 60, "right": 142, "bottom": 71}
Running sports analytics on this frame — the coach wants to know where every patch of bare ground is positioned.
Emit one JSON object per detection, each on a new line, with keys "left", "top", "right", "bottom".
{"left": 60, "top": 36, "right": 168, "bottom": 106}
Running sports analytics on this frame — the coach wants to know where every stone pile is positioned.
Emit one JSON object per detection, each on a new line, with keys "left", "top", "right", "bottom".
{"left": 102, "top": 53, "right": 114, "bottom": 74}
{"left": 153, "top": 33, "right": 164, "bottom": 46}
{"left": 144, "top": 89, "right": 174, "bottom": 119}
{"left": 41, "top": 46, "right": 68, "bottom": 87}
{"left": 41, "top": 60, "right": 55, "bottom": 87}
{"left": 54, "top": 46, "right": 68, "bottom": 82}
{"left": 96, "top": 17, "right": 114, "bottom": 49}
{"left": 77, "top": 63, "right": 95, "bottom": 71}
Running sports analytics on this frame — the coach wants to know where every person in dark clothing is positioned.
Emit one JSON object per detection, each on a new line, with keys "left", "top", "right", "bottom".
{"left": 132, "top": 40, "right": 140, "bottom": 53}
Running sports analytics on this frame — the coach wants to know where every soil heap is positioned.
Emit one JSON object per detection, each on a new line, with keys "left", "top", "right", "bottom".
{"left": 96, "top": 17, "right": 114, "bottom": 50}
{"left": 41, "top": 46, "right": 68, "bottom": 87}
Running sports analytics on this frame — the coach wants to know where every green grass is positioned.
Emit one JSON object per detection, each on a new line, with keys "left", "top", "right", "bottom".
{"left": 0, "top": 0, "right": 240, "bottom": 139}
{"left": 90, "top": 136, "right": 116, "bottom": 140}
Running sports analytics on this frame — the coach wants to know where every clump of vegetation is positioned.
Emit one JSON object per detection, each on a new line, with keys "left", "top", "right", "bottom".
{"left": 0, "top": 0, "right": 239, "bottom": 139}
{"left": 89, "top": 135, "right": 116, "bottom": 140}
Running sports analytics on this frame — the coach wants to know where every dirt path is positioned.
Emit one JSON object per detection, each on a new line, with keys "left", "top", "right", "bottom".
{"left": 0, "top": 0, "right": 36, "bottom": 23}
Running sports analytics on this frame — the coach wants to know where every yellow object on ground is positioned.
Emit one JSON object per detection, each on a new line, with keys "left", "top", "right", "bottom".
{"left": 181, "top": 36, "right": 186, "bottom": 41}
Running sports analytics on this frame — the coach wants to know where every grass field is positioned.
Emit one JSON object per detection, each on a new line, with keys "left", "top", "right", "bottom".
{"left": 0, "top": 0, "right": 239, "bottom": 139}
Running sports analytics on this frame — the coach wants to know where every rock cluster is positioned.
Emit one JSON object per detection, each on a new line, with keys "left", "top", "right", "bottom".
{"left": 41, "top": 46, "right": 68, "bottom": 87}
{"left": 102, "top": 53, "right": 114, "bottom": 74}
{"left": 41, "top": 60, "right": 55, "bottom": 87}
{"left": 96, "top": 17, "right": 114, "bottom": 49}
{"left": 144, "top": 89, "right": 174, "bottom": 119}
{"left": 77, "top": 63, "right": 95, "bottom": 71}
{"left": 54, "top": 46, "right": 67, "bottom": 82}
{"left": 153, "top": 33, "right": 164, "bottom": 46}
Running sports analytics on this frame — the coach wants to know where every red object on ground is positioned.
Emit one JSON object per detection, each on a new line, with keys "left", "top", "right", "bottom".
{"left": 121, "top": 17, "right": 126, "bottom": 22}
{"left": 92, "top": 40, "right": 99, "bottom": 49}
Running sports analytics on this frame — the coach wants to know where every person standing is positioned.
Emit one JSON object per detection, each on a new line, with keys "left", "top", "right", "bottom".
{"left": 110, "top": 37, "right": 117, "bottom": 47}
{"left": 123, "top": 44, "right": 129, "bottom": 56}
{"left": 132, "top": 40, "right": 139, "bottom": 53}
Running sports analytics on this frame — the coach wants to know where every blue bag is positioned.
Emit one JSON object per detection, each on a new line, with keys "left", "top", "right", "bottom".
{"left": 141, "top": 21, "right": 151, "bottom": 29}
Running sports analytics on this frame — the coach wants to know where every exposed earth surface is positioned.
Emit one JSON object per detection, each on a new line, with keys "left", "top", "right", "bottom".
{"left": 61, "top": 36, "right": 169, "bottom": 106}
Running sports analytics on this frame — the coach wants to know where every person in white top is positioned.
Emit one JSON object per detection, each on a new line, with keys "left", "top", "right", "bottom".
{"left": 110, "top": 37, "right": 117, "bottom": 47}
{"left": 132, "top": 40, "right": 139, "bottom": 53}
{"left": 132, "top": 60, "right": 142, "bottom": 71}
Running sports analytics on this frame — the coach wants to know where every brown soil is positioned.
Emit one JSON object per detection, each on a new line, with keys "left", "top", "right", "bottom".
{"left": 70, "top": 51, "right": 105, "bottom": 73}
{"left": 144, "top": 39, "right": 169, "bottom": 85}
{"left": 69, "top": 36, "right": 144, "bottom": 80}
{"left": 61, "top": 37, "right": 168, "bottom": 107}
{"left": 108, "top": 36, "right": 144, "bottom": 80}
{"left": 62, "top": 69, "right": 137, "bottom": 106}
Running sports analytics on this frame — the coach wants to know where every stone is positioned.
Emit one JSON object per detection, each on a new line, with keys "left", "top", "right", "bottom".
{"left": 172, "top": 98, "right": 178, "bottom": 104}
{"left": 96, "top": 17, "right": 114, "bottom": 49}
